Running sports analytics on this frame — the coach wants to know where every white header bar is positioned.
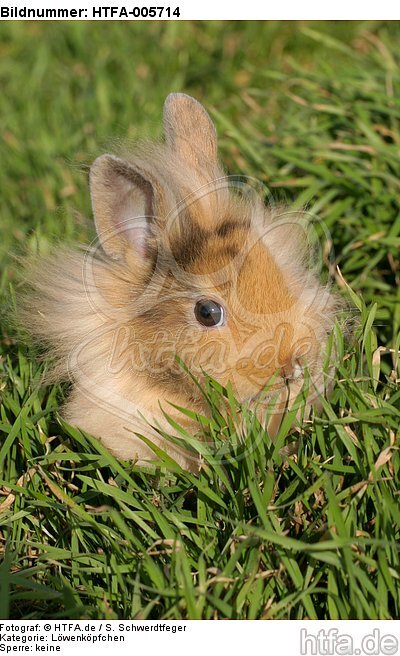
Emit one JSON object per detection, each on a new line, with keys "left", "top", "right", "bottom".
{"left": 0, "top": 0, "right": 399, "bottom": 19}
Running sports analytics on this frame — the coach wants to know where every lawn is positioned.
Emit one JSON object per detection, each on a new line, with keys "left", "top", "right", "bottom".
{"left": 0, "top": 20, "right": 399, "bottom": 620}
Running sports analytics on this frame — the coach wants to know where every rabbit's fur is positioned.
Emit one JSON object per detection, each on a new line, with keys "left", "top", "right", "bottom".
{"left": 19, "top": 93, "right": 341, "bottom": 471}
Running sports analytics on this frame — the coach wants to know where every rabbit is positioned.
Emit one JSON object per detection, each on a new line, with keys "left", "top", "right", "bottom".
{"left": 19, "top": 93, "right": 341, "bottom": 472}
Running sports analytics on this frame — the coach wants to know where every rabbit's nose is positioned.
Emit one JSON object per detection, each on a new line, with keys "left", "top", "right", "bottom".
{"left": 282, "top": 360, "right": 304, "bottom": 382}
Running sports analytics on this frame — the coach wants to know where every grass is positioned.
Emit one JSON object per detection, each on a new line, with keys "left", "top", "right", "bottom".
{"left": 0, "top": 21, "right": 399, "bottom": 619}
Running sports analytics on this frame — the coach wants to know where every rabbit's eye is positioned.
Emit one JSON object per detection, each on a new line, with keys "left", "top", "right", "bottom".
{"left": 194, "top": 300, "right": 224, "bottom": 327}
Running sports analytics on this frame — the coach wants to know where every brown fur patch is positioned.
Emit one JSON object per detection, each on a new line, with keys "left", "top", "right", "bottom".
{"left": 237, "top": 241, "right": 295, "bottom": 315}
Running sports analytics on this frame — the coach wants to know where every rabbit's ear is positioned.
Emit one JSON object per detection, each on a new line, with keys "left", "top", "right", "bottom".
{"left": 163, "top": 93, "right": 218, "bottom": 173}
{"left": 90, "top": 154, "right": 165, "bottom": 259}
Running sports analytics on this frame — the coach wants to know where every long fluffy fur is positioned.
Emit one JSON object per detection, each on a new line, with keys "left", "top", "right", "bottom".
{"left": 18, "top": 94, "right": 344, "bottom": 471}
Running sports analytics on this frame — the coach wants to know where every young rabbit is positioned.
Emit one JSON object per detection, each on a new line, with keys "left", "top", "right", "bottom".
{"left": 20, "top": 93, "right": 340, "bottom": 471}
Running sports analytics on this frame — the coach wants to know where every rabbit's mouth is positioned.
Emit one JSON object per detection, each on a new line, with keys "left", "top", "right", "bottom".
{"left": 243, "top": 360, "right": 312, "bottom": 409}
{"left": 284, "top": 361, "right": 305, "bottom": 382}
{"left": 241, "top": 359, "right": 306, "bottom": 399}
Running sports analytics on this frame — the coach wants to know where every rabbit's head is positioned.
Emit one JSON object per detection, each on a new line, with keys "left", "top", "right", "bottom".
{"left": 88, "top": 93, "right": 340, "bottom": 425}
